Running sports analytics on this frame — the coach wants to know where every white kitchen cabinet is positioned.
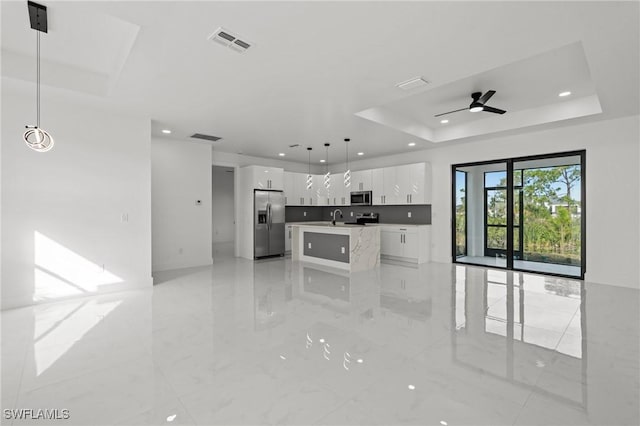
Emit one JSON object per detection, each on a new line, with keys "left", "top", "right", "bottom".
{"left": 328, "top": 174, "right": 349, "bottom": 206}
{"left": 371, "top": 168, "right": 385, "bottom": 205}
{"left": 283, "top": 172, "right": 296, "bottom": 205}
{"left": 396, "top": 163, "right": 426, "bottom": 205}
{"left": 372, "top": 167, "right": 399, "bottom": 204}
{"left": 351, "top": 170, "right": 372, "bottom": 192}
{"left": 285, "top": 224, "right": 293, "bottom": 252}
{"left": 380, "top": 225, "right": 430, "bottom": 263}
{"left": 372, "top": 163, "right": 430, "bottom": 205}
{"left": 381, "top": 229, "right": 404, "bottom": 257}
{"left": 313, "top": 175, "right": 328, "bottom": 205}
{"left": 242, "top": 166, "right": 284, "bottom": 190}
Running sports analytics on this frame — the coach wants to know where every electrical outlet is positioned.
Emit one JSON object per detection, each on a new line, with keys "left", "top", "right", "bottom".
{"left": 350, "top": 212, "right": 354, "bottom": 217}
{"left": 408, "top": 212, "right": 412, "bottom": 218}
{"left": 120, "top": 213, "right": 129, "bottom": 222}
{"left": 304, "top": 211, "right": 307, "bottom": 217}
{"left": 308, "top": 243, "right": 312, "bottom": 249}
{"left": 341, "top": 247, "right": 345, "bottom": 254}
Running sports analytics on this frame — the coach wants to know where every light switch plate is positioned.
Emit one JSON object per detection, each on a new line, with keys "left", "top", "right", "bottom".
{"left": 350, "top": 212, "right": 354, "bottom": 217}
{"left": 341, "top": 247, "right": 345, "bottom": 254}
{"left": 408, "top": 212, "right": 412, "bottom": 218}
{"left": 308, "top": 243, "right": 312, "bottom": 249}
{"left": 304, "top": 211, "right": 307, "bottom": 217}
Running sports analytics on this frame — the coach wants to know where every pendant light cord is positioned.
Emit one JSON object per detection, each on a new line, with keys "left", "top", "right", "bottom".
{"left": 36, "top": 30, "right": 40, "bottom": 128}
{"left": 345, "top": 141, "right": 349, "bottom": 170}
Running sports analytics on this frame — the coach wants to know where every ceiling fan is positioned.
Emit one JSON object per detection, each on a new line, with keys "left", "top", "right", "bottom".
{"left": 435, "top": 90, "right": 506, "bottom": 117}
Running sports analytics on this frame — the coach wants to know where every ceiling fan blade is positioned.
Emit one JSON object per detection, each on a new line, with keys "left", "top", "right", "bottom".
{"left": 482, "top": 105, "right": 506, "bottom": 114}
{"left": 434, "top": 107, "right": 468, "bottom": 117}
{"left": 478, "top": 90, "right": 496, "bottom": 105}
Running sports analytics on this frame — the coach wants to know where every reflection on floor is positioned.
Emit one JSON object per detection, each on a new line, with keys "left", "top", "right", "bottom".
{"left": 1, "top": 247, "right": 638, "bottom": 425}
{"left": 458, "top": 255, "right": 581, "bottom": 277}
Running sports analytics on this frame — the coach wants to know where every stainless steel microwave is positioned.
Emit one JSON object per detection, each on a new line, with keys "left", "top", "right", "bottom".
{"left": 350, "top": 191, "right": 372, "bottom": 206}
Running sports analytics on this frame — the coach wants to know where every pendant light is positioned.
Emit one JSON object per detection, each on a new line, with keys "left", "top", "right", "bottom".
{"left": 306, "top": 147, "right": 313, "bottom": 189}
{"left": 23, "top": 2, "right": 54, "bottom": 152}
{"left": 343, "top": 138, "right": 351, "bottom": 188}
{"left": 323, "top": 143, "right": 331, "bottom": 189}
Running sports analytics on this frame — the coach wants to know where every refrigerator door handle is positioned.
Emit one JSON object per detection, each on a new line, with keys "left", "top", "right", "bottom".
{"left": 267, "top": 203, "right": 272, "bottom": 229}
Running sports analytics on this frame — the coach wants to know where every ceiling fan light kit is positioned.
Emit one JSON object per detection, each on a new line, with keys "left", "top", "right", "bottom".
{"left": 23, "top": 1, "right": 54, "bottom": 153}
{"left": 435, "top": 90, "right": 507, "bottom": 118}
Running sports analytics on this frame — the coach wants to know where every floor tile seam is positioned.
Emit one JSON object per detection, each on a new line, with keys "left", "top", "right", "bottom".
{"left": 14, "top": 352, "right": 155, "bottom": 397}
{"left": 310, "top": 395, "right": 367, "bottom": 426}
{"left": 147, "top": 357, "right": 199, "bottom": 425}
{"left": 554, "top": 307, "right": 581, "bottom": 352}
{"left": 510, "top": 385, "right": 536, "bottom": 426}
{"left": 7, "top": 338, "right": 30, "bottom": 410}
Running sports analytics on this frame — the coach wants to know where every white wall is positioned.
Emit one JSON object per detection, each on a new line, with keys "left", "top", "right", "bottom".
{"left": 151, "top": 138, "right": 212, "bottom": 272}
{"left": 331, "top": 116, "right": 640, "bottom": 289}
{"left": 212, "top": 166, "right": 234, "bottom": 243}
{"left": 1, "top": 89, "right": 152, "bottom": 310}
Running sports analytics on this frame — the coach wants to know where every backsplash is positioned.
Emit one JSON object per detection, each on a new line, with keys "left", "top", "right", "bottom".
{"left": 285, "top": 204, "right": 431, "bottom": 225}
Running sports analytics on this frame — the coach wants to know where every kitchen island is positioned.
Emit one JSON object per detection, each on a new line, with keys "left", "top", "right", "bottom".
{"left": 291, "top": 223, "right": 380, "bottom": 272}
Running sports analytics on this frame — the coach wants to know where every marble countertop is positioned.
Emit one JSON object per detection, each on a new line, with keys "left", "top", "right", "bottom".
{"left": 287, "top": 221, "right": 430, "bottom": 227}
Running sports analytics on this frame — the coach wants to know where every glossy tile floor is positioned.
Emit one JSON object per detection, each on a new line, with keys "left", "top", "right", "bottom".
{"left": 2, "top": 243, "right": 638, "bottom": 425}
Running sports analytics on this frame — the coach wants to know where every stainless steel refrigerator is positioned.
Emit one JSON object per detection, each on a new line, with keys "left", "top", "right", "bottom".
{"left": 254, "top": 190, "right": 285, "bottom": 258}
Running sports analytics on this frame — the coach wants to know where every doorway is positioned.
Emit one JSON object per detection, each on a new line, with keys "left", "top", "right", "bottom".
{"left": 212, "top": 165, "right": 235, "bottom": 259}
{"left": 452, "top": 151, "right": 585, "bottom": 279}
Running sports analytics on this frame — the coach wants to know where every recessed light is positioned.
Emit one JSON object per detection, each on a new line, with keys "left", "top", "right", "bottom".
{"left": 440, "top": 119, "right": 449, "bottom": 124}
{"left": 407, "top": 384, "right": 416, "bottom": 390}
{"left": 356, "top": 358, "right": 364, "bottom": 363}
{"left": 162, "top": 129, "right": 171, "bottom": 134}
{"left": 320, "top": 160, "right": 326, "bottom": 163}
{"left": 357, "top": 152, "right": 364, "bottom": 156}
{"left": 559, "top": 91, "right": 572, "bottom": 97}
{"left": 278, "top": 153, "right": 285, "bottom": 157}
{"left": 408, "top": 142, "right": 416, "bottom": 147}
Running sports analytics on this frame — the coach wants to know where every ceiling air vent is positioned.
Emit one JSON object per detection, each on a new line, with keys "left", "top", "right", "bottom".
{"left": 191, "top": 133, "right": 222, "bottom": 142}
{"left": 396, "top": 77, "right": 430, "bottom": 91}
{"left": 208, "top": 27, "right": 253, "bottom": 53}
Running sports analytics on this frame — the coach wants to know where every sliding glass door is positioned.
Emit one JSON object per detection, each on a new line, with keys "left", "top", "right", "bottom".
{"left": 514, "top": 155, "right": 583, "bottom": 277}
{"left": 452, "top": 151, "right": 585, "bottom": 279}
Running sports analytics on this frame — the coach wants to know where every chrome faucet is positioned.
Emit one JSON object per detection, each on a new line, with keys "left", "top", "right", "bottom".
{"left": 331, "top": 209, "right": 343, "bottom": 225}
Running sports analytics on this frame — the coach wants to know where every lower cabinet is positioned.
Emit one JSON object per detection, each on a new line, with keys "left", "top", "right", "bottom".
{"left": 285, "top": 224, "right": 292, "bottom": 252}
{"left": 380, "top": 226, "right": 430, "bottom": 263}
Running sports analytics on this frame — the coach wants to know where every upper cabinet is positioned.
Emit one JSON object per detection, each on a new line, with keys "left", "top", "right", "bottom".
{"left": 243, "top": 166, "right": 284, "bottom": 190}
{"left": 371, "top": 163, "right": 431, "bottom": 205}
{"left": 351, "top": 170, "right": 372, "bottom": 192}
{"left": 282, "top": 162, "right": 431, "bottom": 207}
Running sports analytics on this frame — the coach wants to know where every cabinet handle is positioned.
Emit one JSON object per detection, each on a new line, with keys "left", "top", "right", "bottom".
{"left": 410, "top": 194, "right": 412, "bottom": 203}
{"left": 400, "top": 234, "right": 403, "bottom": 243}
{"left": 310, "top": 197, "right": 312, "bottom": 205}
{"left": 407, "top": 194, "right": 409, "bottom": 203}
{"left": 334, "top": 197, "right": 336, "bottom": 205}
{"left": 285, "top": 197, "right": 288, "bottom": 204}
